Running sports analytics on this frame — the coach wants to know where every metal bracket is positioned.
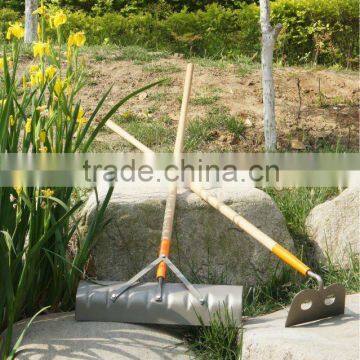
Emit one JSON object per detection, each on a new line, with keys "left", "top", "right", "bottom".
{"left": 110, "top": 255, "right": 205, "bottom": 305}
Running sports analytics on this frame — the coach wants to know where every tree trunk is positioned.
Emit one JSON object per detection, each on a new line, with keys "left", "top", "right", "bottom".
{"left": 24, "top": 0, "right": 38, "bottom": 44}
{"left": 259, "top": 0, "right": 281, "bottom": 152}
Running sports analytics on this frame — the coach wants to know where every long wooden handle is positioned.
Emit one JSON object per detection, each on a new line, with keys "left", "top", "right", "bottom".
{"left": 106, "top": 120, "right": 153, "bottom": 154}
{"left": 157, "top": 64, "right": 194, "bottom": 279}
{"left": 189, "top": 183, "right": 310, "bottom": 276}
{"left": 104, "top": 68, "right": 309, "bottom": 277}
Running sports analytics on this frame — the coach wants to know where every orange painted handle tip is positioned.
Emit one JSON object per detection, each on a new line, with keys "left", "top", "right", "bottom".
{"left": 156, "top": 237, "right": 171, "bottom": 279}
{"left": 156, "top": 262, "right": 167, "bottom": 279}
{"left": 272, "top": 244, "right": 310, "bottom": 276}
{"left": 159, "top": 237, "right": 170, "bottom": 257}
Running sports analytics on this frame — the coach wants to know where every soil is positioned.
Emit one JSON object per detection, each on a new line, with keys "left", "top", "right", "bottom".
{"left": 26, "top": 47, "right": 360, "bottom": 152}
{"left": 81, "top": 50, "right": 358, "bottom": 152}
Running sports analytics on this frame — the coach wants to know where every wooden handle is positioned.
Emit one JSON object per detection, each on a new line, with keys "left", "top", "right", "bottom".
{"left": 106, "top": 120, "right": 153, "bottom": 154}
{"left": 189, "top": 183, "right": 310, "bottom": 276}
{"left": 157, "top": 64, "right": 194, "bottom": 279}
{"left": 103, "top": 73, "right": 309, "bottom": 276}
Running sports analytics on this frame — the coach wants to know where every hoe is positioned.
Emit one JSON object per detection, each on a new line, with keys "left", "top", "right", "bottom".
{"left": 76, "top": 64, "right": 345, "bottom": 327}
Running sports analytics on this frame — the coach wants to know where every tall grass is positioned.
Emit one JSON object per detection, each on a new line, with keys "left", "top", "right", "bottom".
{"left": 0, "top": 10, "right": 160, "bottom": 359}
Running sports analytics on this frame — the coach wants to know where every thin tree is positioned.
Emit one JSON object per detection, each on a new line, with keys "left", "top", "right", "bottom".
{"left": 25, "top": 0, "right": 39, "bottom": 44}
{"left": 259, "top": 0, "right": 282, "bottom": 151}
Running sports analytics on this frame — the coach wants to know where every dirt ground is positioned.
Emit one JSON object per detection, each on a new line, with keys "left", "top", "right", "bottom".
{"left": 61, "top": 47, "right": 360, "bottom": 151}
{"left": 79, "top": 47, "right": 359, "bottom": 152}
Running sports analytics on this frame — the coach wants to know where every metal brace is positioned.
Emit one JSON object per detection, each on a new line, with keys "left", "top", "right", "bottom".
{"left": 110, "top": 255, "right": 205, "bottom": 305}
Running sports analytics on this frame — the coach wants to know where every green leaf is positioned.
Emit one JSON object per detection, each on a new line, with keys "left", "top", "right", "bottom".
{"left": 0, "top": 230, "right": 15, "bottom": 253}
{"left": 7, "top": 306, "right": 50, "bottom": 360}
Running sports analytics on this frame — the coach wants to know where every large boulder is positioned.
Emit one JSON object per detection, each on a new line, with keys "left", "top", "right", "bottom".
{"left": 305, "top": 188, "right": 359, "bottom": 266}
{"left": 242, "top": 293, "right": 359, "bottom": 360}
{"left": 83, "top": 186, "right": 294, "bottom": 286}
{"left": 2, "top": 312, "right": 189, "bottom": 359}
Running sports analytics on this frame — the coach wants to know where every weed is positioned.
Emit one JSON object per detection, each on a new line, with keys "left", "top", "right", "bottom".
{"left": 266, "top": 188, "right": 338, "bottom": 261}
{"left": 185, "top": 107, "right": 245, "bottom": 151}
{"left": 147, "top": 92, "right": 169, "bottom": 102}
{"left": 143, "top": 62, "right": 181, "bottom": 74}
{"left": 191, "top": 54, "right": 257, "bottom": 76}
{"left": 115, "top": 115, "right": 176, "bottom": 149}
{"left": 186, "top": 310, "right": 242, "bottom": 360}
{"left": 224, "top": 116, "right": 246, "bottom": 139}
{"left": 115, "top": 46, "right": 169, "bottom": 64}
{"left": 192, "top": 94, "right": 220, "bottom": 106}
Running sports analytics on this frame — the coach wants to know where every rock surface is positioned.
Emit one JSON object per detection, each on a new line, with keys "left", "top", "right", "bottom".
{"left": 306, "top": 188, "right": 359, "bottom": 266}
{"left": 243, "top": 293, "right": 360, "bottom": 360}
{"left": 4, "top": 312, "right": 189, "bottom": 360}
{"left": 83, "top": 186, "right": 294, "bottom": 286}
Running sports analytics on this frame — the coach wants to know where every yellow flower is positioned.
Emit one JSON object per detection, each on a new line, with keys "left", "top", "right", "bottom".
{"left": 52, "top": 12, "right": 67, "bottom": 28}
{"left": 36, "top": 70, "right": 45, "bottom": 85}
{"left": 33, "top": 42, "right": 51, "bottom": 58}
{"left": 0, "top": 59, "right": 3, "bottom": 71}
{"left": 33, "top": 5, "right": 46, "bottom": 15}
{"left": 39, "top": 130, "right": 46, "bottom": 143}
{"left": 37, "top": 23, "right": 42, "bottom": 38}
{"left": 41, "top": 188, "right": 54, "bottom": 198}
{"left": 29, "top": 64, "right": 39, "bottom": 74}
{"left": 77, "top": 117, "right": 88, "bottom": 125}
{"left": 78, "top": 106, "right": 85, "bottom": 119}
{"left": 54, "top": 78, "right": 65, "bottom": 96}
{"left": 68, "top": 32, "right": 86, "bottom": 48}
{"left": 39, "top": 145, "right": 48, "bottom": 153}
{"left": 30, "top": 74, "right": 37, "bottom": 87}
{"left": 25, "top": 118, "right": 32, "bottom": 133}
{"left": 45, "top": 65, "right": 57, "bottom": 79}
{"left": 6, "top": 22, "right": 25, "bottom": 40}
{"left": 9, "top": 115, "right": 15, "bottom": 126}
{"left": 14, "top": 186, "right": 22, "bottom": 195}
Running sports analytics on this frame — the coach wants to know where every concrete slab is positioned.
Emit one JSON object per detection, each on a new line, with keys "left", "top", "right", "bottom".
{"left": 6, "top": 312, "right": 190, "bottom": 359}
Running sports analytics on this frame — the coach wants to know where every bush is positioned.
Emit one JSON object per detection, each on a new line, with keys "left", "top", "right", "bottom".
{"left": 3, "top": 0, "right": 359, "bottom": 67}
{"left": 2, "top": 0, "right": 253, "bottom": 14}
{"left": 272, "top": 0, "right": 359, "bottom": 66}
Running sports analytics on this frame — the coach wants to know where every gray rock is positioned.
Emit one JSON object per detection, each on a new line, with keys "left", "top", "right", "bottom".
{"left": 305, "top": 188, "right": 360, "bottom": 266}
{"left": 242, "top": 293, "right": 359, "bottom": 360}
{"left": 4, "top": 312, "right": 189, "bottom": 359}
{"left": 84, "top": 186, "right": 294, "bottom": 286}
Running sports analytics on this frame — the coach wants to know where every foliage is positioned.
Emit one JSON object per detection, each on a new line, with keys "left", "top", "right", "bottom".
{"left": 186, "top": 310, "right": 242, "bottom": 360}
{"left": 0, "top": 7, "right": 159, "bottom": 358}
{"left": 272, "top": 0, "right": 359, "bottom": 67}
{"left": 1, "top": 0, "right": 255, "bottom": 14}
{"left": 1, "top": 0, "right": 358, "bottom": 67}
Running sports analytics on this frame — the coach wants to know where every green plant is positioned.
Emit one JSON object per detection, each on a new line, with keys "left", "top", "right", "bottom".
{"left": 2, "top": 0, "right": 359, "bottom": 67}
{"left": 116, "top": 113, "right": 176, "bottom": 149}
{"left": 185, "top": 107, "right": 245, "bottom": 151}
{"left": 143, "top": 62, "right": 181, "bottom": 73}
{"left": 0, "top": 9, "right": 159, "bottom": 358}
{"left": 192, "top": 94, "right": 219, "bottom": 106}
{"left": 186, "top": 310, "right": 242, "bottom": 360}
{"left": 266, "top": 188, "right": 338, "bottom": 259}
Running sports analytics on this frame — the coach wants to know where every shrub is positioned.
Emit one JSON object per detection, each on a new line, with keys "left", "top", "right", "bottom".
{"left": 4, "top": 0, "right": 357, "bottom": 67}
{"left": 272, "top": 0, "right": 359, "bottom": 66}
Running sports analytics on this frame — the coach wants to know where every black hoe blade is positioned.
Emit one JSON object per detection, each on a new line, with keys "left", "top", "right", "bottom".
{"left": 285, "top": 283, "right": 346, "bottom": 327}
